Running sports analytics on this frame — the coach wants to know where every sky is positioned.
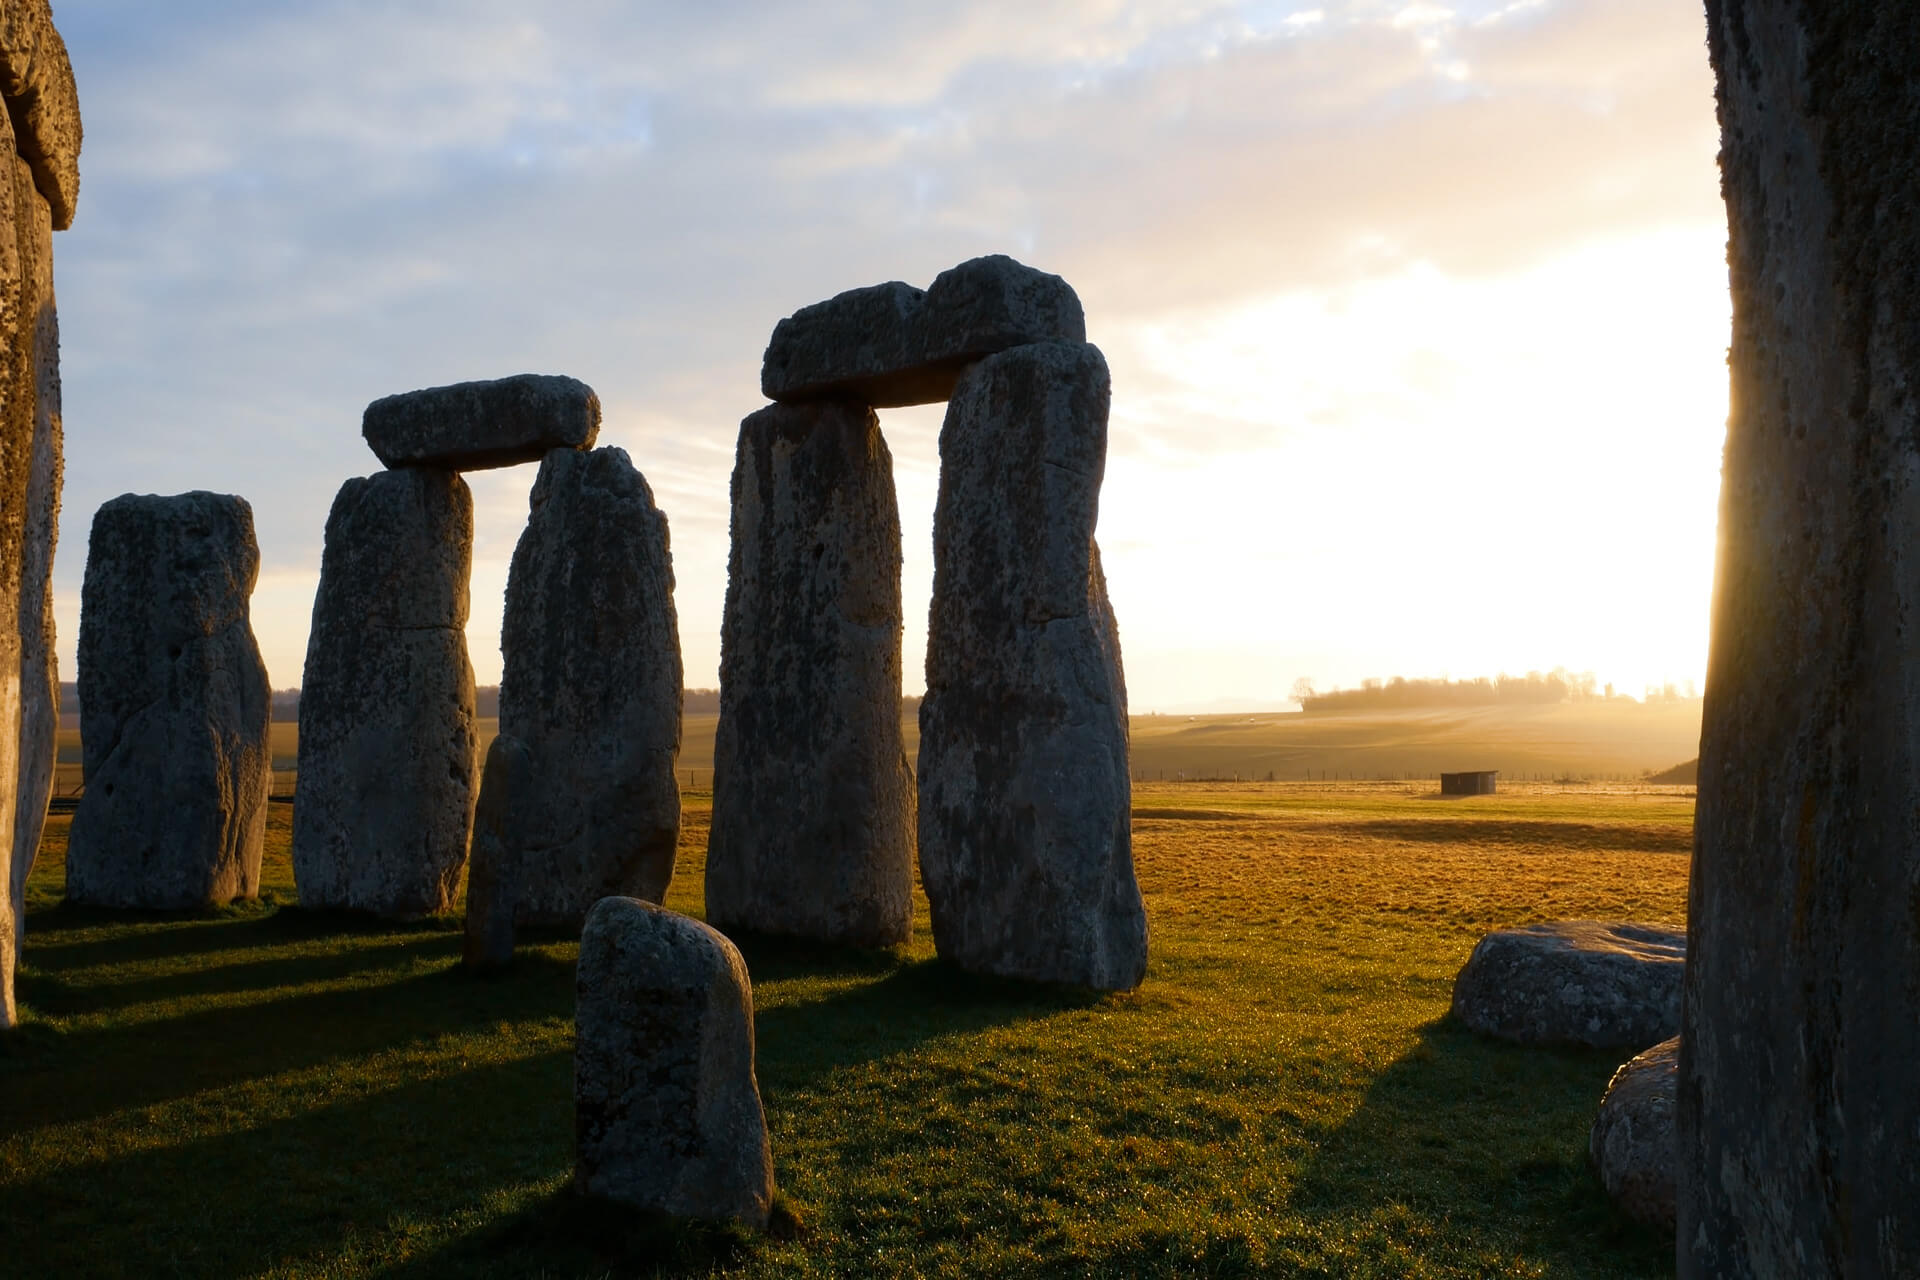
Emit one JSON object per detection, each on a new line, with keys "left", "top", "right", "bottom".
{"left": 45, "top": 0, "right": 1727, "bottom": 713}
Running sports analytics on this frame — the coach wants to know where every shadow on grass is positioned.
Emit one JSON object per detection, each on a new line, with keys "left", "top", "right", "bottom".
{"left": 1289, "top": 1016, "right": 1673, "bottom": 1274}
{"left": 1292, "top": 818, "right": 1690, "bottom": 853}
{"left": 21, "top": 900, "right": 459, "bottom": 971}
{"left": 1, "top": 947, "right": 577, "bottom": 1137}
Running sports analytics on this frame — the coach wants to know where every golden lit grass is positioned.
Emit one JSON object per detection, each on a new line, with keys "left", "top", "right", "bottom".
{"left": 4, "top": 783, "right": 1685, "bottom": 1277}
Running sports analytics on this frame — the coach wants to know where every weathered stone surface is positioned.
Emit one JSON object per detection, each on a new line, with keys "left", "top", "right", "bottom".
{"left": 1591, "top": 1036, "right": 1676, "bottom": 1232}
{"left": 918, "top": 341, "right": 1145, "bottom": 989}
{"left": 64, "top": 494, "right": 270, "bottom": 908}
{"left": 1450, "top": 921, "right": 1682, "bottom": 1050}
{"left": 293, "top": 468, "right": 477, "bottom": 918}
{"left": 762, "top": 255, "right": 1086, "bottom": 408}
{"left": 0, "top": 0, "right": 80, "bottom": 231}
{"left": 575, "top": 896, "right": 774, "bottom": 1228}
{"left": 490, "top": 446, "right": 680, "bottom": 927}
{"left": 362, "top": 374, "right": 600, "bottom": 471}
{"left": 0, "top": 74, "right": 64, "bottom": 1024}
{"left": 464, "top": 734, "right": 529, "bottom": 972}
{"left": 1683, "top": 7, "right": 1920, "bottom": 1274}
{"left": 707, "top": 398, "right": 913, "bottom": 948}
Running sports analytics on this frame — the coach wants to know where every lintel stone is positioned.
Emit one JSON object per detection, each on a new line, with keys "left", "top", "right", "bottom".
{"left": 362, "top": 373, "right": 600, "bottom": 471}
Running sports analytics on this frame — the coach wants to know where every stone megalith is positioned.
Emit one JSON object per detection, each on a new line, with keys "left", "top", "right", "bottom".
{"left": 0, "top": 0, "right": 79, "bottom": 1025}
{"left": 918, "top": 341, "right": 1147, "bottom": 990}
{"left": 1450, "top": 921, "right": 1683, "bottom": 1050}
{"left": 575, "top": 895, "right": 774, "bottom": 1228}
{"left": 1591, "top": 1036, "right": 1677, "bottom": 1232}
{"left": 706, "top": 396, "right": 914, "bottom": 948}
{"left": 464, "top": 733, "right": 530, "bottom": 972}
{"left": 762, "top": 255, "right": 1085, "bottom": 408}
{"left": 487, "top": 445, "right": 682, "bottom": 926}
{"left": 64, "top": 494, "right": 271, "bottom": 908}
{"left": 1683, "top": 5, "right": 1920, "bottom": 1274}
{"left": 293, "top": 467, "right": 478, "bottom": 918}
{"left": 362, "top": 373, "right": 600, "bottom": 471}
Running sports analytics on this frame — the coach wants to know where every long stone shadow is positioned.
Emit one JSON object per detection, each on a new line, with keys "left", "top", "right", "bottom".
{"left": 0, "top": 1049, "right": 579, "bottom": 1280}
{"left": 1293, "top": 818, "right": 1692, "bottom": 853}
{"left": 21, "top": 901, "right": 457, "bottom": 972}
{"left": 1, "top": 947, "right": 577, "bottom": 1138}
{"left": 1287, "top": 1017, "right": 1672, "bottom": 1275}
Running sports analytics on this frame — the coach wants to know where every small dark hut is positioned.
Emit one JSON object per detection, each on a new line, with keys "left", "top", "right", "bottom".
{"left": 1440, "top": 770, "right": 1498, "bottom": 796}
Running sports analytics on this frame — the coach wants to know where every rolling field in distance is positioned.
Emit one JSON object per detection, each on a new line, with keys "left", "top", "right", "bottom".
{"left": 52, "top": 700, "right": 1704, "bottom": 797}
{"left": 3, "top": 782, "right": 1689, "bottom": 1277}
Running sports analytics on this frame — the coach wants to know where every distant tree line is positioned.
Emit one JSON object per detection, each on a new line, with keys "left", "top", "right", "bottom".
{"left": 1290, "top": 668, "right": 1620, "bottom": 714}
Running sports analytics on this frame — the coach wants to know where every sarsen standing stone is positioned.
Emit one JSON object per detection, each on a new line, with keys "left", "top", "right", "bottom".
{"left": 707, "top": 397, "right": 914, "bottom": 948}
{"left": 65, "top": 493, "right": 270, "bottom": 908}
{"left": 918, "top": 341, "right": 1146, "bottom": 990}
{"left": 293, "top": 467, "right": 477, "bottom": 917}
{"left": 492, "top": 446, "right": 681, "bottom": 925}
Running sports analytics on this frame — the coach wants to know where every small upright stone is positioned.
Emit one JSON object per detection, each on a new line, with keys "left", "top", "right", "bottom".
{"left": 65, "top": 493, "right": 271, "bottom": 909}
{"left": 1591, "top": 1036, "right": 1678, "bottom": 1232}
{"left": 918, "top": 341, "right": 1146, "bottom": 990}
{"left": 575, "top": 896, "right": 774, "bottom": 1228}
{"left": 707, "top": 397, "right": 914, "bottom": 948}
{"left": 464, "top": 734, "right": 530, "bottom": 972}
{"left": 362, "top": 373, "right": 600, "bottom": 471}
{"left": 293, "top": 468, "right": 478, "bottom": 917}
{"left": 762, "top": 255, "right": 1085, "bottom": 407}
{"left": 1451, "top": 920, "right": 1684, "bottom": 1050}
{"left": 492, "top": 447, "right": 681, "bottom": 926}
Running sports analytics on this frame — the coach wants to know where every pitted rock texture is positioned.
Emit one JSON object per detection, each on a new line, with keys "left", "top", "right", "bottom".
{"left": 491, "top": 446, "right": 681, "bottom": 926}
{"left": 917, "top": 341, "right": 1145, "bottom": 990}
{"left": 293, "top": 468, "right": 477, "bottom": 918}
{"left": 1450, "top": 921, "right": 1683, "bottom": 1050}
{"left": 574, "top": 896, "right": 774, "bottom": 1228}
{"left": 0, "top": 59, "right": 68, "bottom": 1024}
{"left": 707, "top": 398, "right": 913, "bottom": 948}
{"left": 0, "top": 0, "right": 80, "bottom": 230}
{"left": 362, "top": 373, "right": 600, "bottom": 471}
{"left": 64, "top": 493, "right": 270, "bottom": 908}
{"left": 1684, "top": 7, "right": 1920, "bottom": 1273}
{"left": 464, "top": 734, "right": 530, "bottom": 972}
{"left": 1591, "top": 1036, "right": 1676, "bottom": 1232}
{"left": 762, "top": 255, "right": 1085, "bottom": 408}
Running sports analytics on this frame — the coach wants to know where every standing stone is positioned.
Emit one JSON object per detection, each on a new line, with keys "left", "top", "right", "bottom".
{"left": 64, "top": 494, "right": 271, "bottom": 908}
{"left": 1684, "top": 6, "right": 1920, "bottom": 1274}
{"left": 464, "top": 734, "right": 529, "bottom": 972}
{"left": 1591, "top": 1036, "right": 1677, "bottom": 1232}
{"left": 293, "top": 468, "right": 477, "bottom": 918}
{"left": 491, "top": 446, "right": 681, "bottom": 926}
{"left": 918, "top": 341, "right": 1146, "bottom": 990}
{"left": 574, "top": 895, "right": 774, "bottom": 1229}
{"left": 0, "top": 1, "right": 77, "bottom": 1024}
{"left": 707, "top": 397, "right": 913, "bottom": 948}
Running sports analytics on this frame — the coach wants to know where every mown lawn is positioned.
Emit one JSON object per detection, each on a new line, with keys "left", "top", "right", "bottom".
{"left": 0, "top": 783, "right": 1687, "bottom": 1278}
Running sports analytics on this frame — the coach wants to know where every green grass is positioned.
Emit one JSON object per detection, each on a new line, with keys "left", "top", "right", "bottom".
{"left": 1, "top": 784, "right": 1683, "bottom": 1277}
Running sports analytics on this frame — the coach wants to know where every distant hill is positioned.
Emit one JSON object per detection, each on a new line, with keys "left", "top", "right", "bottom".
{"left": 1646, "top": 758, "right": 1698, "bottom": 785}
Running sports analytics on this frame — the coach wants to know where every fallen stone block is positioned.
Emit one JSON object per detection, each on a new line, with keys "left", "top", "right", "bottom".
{"left": 1451, "top": 920, "right": 1684, "bottom": 1050}
{"left": 1591, "top": 1035, "right": 1677, "bottom": 1232}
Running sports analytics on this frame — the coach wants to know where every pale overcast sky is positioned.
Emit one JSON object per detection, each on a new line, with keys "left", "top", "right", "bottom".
{"left": 48, "top": 0, "right": 1725, "bottom": 712}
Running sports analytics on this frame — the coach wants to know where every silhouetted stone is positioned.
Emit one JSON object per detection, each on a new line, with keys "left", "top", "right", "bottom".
{"left": 0, "top": 4, "right": 72, "bottom": 1026}
{"left": 293, "top": 468, "right": 477, "bottom": 918}
{"left": 362, "top": 373, "right": 600, "bottom": 471}
{"left": 64, "top": 493, "right": 270, "bottom": 909}
{"left": 464, "top": 733, "right": 530, "bottom": 972}
{"left": 1451, "top": 921, "right": 1683, "bottom": 1050}
{"left": 491, "top": 446, "right": 681, "bottom": 925}
{"left": 707, "top": 397, "right": 913, "bottom": 948}
{"left": 1683, "top": 6, "right": 1920, "bottom": 1273}
{"left": 1591, "top": 1036, "right": 1676, "bottom": 1232}
{"left": 575, "top": 896, "right": 774, "bottom": 1228}
{"left": 918, "top": 341, "right": 1145, "bottom": 989}
{"left": 762, "top": 255, "right": 1085, "bottom": 407}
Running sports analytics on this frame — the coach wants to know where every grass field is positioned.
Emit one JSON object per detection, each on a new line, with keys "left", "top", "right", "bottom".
{"left": 1, "top": 782, "right": 1688, "bottom": 1278}
{"left": 51, "top": 700, "right": 1705, "bottom": 798}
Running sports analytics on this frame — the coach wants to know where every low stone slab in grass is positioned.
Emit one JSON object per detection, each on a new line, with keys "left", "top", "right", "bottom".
{"left": 574, "top": 896, "right": 774, "bottom": 1229}
{"left": 362, "top": 373, "right": 600, "bottom": 470}
{"left": 1590, "top": 1035, "right": 1677, "bottom": 1231}
{"left": 1450, "top": 920, "right": 1683, "bottom": 1049}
